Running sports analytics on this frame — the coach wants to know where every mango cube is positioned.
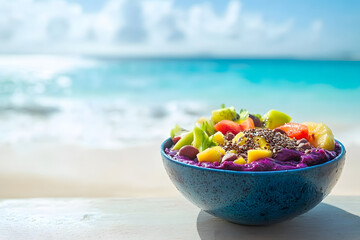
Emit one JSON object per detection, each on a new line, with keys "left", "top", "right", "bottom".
{"left": 233, "top": 157, "right": 246, "bottom": 165}
{"left": 213, "top": 131, "right": 225, "bottom": 145}
{"left": 212, "top": 146, "right": 225, "bottom": 156}
{"left": 247, "top": 149, "right": 273, "bottom": 163}
{"left": 197, "top": 147, "right": 222, "bottom": 163}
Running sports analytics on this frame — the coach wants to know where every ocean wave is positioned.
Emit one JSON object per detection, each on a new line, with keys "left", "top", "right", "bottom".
{"left": 0, "top": 103, "right": 60, "bottom": 116}
{"left": 0, "top": 97, "right": 357, "bottom": 148}
{"left": 0, "top": 56, "right": 359, "bottom": 148}
{"left": 0, "top": 98, "right": 210, "bottom": 148}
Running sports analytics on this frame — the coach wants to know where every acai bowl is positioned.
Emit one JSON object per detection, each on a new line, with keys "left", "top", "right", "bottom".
{"left": 161, "top": 106, "right": 345, "bottom": 225}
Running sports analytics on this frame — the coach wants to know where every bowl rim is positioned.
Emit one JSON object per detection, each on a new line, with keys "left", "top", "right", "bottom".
{"left": 161, "top": 138, "right": 345, "bottom": 175}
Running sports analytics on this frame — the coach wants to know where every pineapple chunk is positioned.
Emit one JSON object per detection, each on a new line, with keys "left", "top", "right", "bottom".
{"left": 253, "top": 136, "right": 270, "bottom": 150}
{"left": 247, "top": 149, "right": 273, "bottom": 163}
{"left": 303, "top": 122, "right": 335, "bottom": 151}
{"left": 197, "top": 147, "right": 222, "bottom": 163}
{"left": 213, "top": 131, "right": 225, "bottom": 145}
{"left": 232, "top": 132, "right": 244, "bottom": 143}
{"left": 233, "top": 157, "right": 246, "bottom": 165}
{"left": 232, "top": 132, "right": 246, "bottom": 145}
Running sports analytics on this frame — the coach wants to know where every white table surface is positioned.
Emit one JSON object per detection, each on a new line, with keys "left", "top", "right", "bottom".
{"left": 0, "top": 196, "right": 359, "bottom": 240}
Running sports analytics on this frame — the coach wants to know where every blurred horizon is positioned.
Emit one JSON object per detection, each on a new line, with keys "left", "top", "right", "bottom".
{"left": 2, "top": 53, "right": 360, "bottom": 61}
{"left": 1, "top": 0, "right": 360, "bottom": 60}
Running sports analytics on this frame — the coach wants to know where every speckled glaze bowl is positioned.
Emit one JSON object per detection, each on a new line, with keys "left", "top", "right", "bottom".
{"left": 161, "top": 138, "right": 345, "bottom": 225}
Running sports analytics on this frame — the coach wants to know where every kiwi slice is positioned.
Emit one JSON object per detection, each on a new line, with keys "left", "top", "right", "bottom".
{"left": 263, "top": 110, "right": 291, "bottom": 129}
{"left": 211, "top": 107, "right": 237, "bottom": 124}
{"left": 172, "top": 131, "right": 194, "bottom": 150}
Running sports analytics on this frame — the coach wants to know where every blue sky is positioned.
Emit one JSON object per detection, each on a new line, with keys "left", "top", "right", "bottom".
{"left": 1, "top": 0, "right": 359, "bottom": 58}
{"left": 71, "top": 0, "right": 360, "bottom": 28}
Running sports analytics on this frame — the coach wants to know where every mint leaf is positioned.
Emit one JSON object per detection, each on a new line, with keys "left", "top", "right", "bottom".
{"left": 200, "top": 121, "right": 215, "bottom": 136}
{"left": 200, "top": 134, "right": 217, "bottom": 152}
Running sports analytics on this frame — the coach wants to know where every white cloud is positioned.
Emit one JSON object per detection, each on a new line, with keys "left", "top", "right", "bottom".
{"left": 0, "top": 0, "right": 337, "bottom": 57}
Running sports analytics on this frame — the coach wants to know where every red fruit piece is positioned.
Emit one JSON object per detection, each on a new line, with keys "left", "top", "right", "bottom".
{"left": 239, "top": 117, "right": 255, "bottom": 131}
{"left": 172, "top": 136, "right": 181, "bottom": 144}
{"left": 215, "top": 120, "right": 242, "bottom": 135}
{"left": 276, "top": 123, "right": 309, "bottom": 140}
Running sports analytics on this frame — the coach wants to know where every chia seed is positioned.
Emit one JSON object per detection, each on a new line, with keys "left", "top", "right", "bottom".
{"left": 220, "top": 128, "right": 312, "bottom": 160}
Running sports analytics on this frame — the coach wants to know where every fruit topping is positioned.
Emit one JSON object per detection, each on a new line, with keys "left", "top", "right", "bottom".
{"left": 263, "top": 110, "right": 291, "bottom": 129}
{"left": 221, "top": 128, "right": 303, "bottom": 160}
{"left": 172, "top": 136, "right": 181, "bottom": 144}
{"left": 239, "top": 117, "right": 255, "bottom": 130}
{"left": 173, "top": 131, "right": 194, "bottom": 150}
{"left": 167, "top": 106, "right": 339, "bottom": 171}
{"left": 253, "top": 136, "right": 270, "bottom": 150}
{"left": 196, "top": 117, "right": 216, "bottom": 136}
{"left": 192, "top": 126, "right": 217, "bottom": 152}
{"left": 214, "top": 120, "right": 242, "bottom": 135}
{"left": 222, "top": 152, "right": 238, "bottom": 162}
{"left": 212, "top": 146, "right": 226, "bottom": 156}
{"left": 233, "top": 157, "right": 246, "bottom": 165}
{"left": 197, "top": 146, "right": 223, "bottom": 163}
{"left": 211, "top": 106, "right": 238, "bottom": 124}
{"left": 232, "top": 132, "right": 245, "bottom": 143}
{"left": 276, "top": 123, "right": 309, "bottom": 140}
{"left": 179, "top": 145, "right": 199, "bottom": 160}
{"left": 249, "top": 114, "right": 262, "bottom": 127}
{"left": 225, "top": 132, "right": 235, "bottom": 141}
{"left": 170, "top": 124, "right": 187, "bottom": 138}
{"left": 213, "top": 131, "right": 225, "bottom": 145}
{"left": 247, "top": 149, "right": 273, "bottom": 163}
{"left": 273, "top": 128, "right": 286, "bottom": 135}
{"left": 302, "top": 122, "right": 335, "bottom": 151}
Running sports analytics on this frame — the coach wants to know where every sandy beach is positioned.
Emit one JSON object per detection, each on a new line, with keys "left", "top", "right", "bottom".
{"left": 0, "top": 140, "right": 358, "bottom": 198}
{"left": 0, "top": 142, "right": 177, "bottom": 198}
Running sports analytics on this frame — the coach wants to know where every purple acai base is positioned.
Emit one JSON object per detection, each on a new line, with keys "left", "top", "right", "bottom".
{"left": 165, "top": 142, "right": 341, "bottom": 172}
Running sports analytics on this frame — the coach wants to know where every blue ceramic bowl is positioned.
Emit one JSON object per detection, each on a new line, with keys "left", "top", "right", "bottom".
{"left": 161, "top": 138, "right": 345, "bottom": 225}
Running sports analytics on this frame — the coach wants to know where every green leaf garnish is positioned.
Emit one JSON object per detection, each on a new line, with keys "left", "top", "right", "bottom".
{"left": 239, "top": 108, "right": 249, "bottom": 121}
{"left": 193, "top": 126, "right": 217, "bottom": 152}
{"left": 200, "top": 121, "right": 215, "bottom": 136}
{"left": 201, "top": 135, "right": 217, "bottom": 152}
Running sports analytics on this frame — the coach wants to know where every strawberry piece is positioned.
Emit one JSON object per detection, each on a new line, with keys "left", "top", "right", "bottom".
{"left": 214, "top": 120, "right": 242, "bottom": 135}
{"left": 276, "top": 123, "right": 309, "bottom": 140}
{"left": 239, "top": 117, "right": 255, "bottom": 131}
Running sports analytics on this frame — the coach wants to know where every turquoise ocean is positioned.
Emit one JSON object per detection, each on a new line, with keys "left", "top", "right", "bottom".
{"left": 0, "top": 55, "right": 359, "bottom": 147}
